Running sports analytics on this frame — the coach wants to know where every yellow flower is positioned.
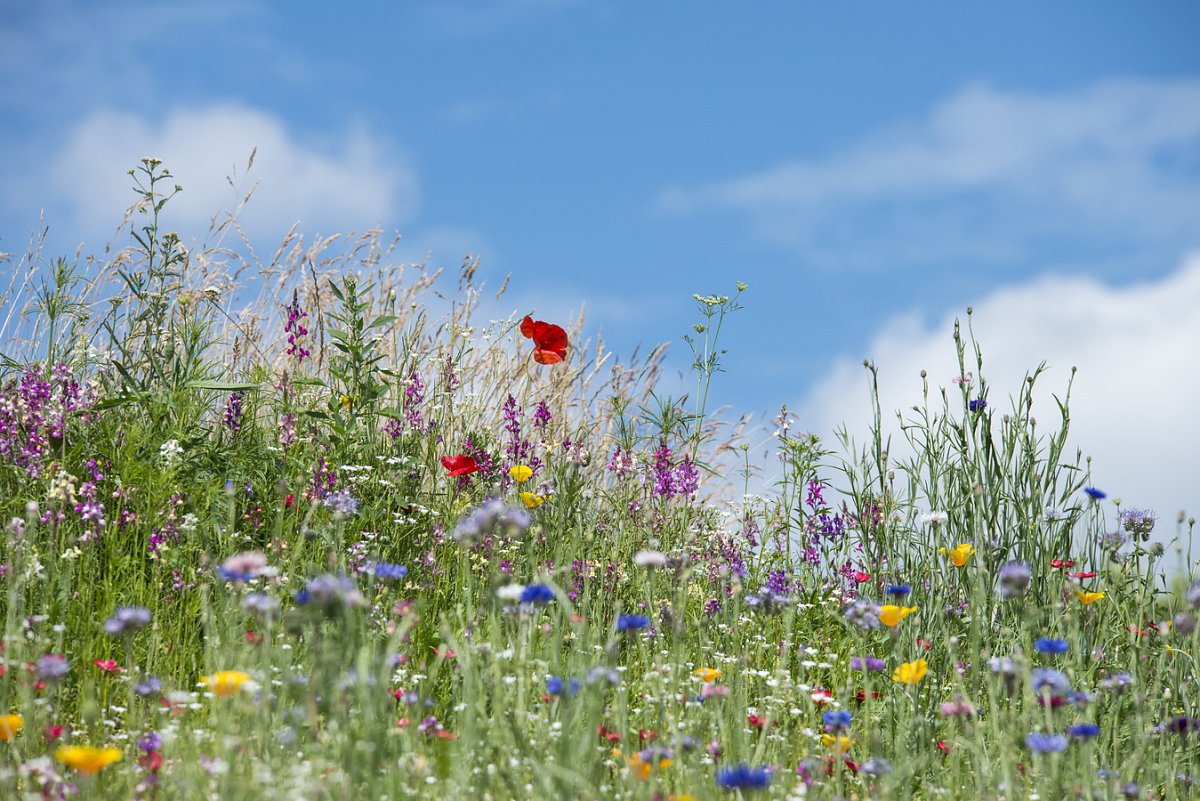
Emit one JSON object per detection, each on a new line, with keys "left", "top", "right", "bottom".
{"left": 1078, "top": 591, "right": 1105, "bottom": 605}
{"left": 509, "top": 465, "right": 533, "bottom": 483}
{"left": 892, "top": 658, "right": 928, "bottom": 685}
{"left": 55, "top": 745, "right": 122, "bottom": 774}
{"left": 0, "top": 714, "right": 22, "bottom": 742}
{"left": 518, "top": 491, "right": 544, "bottom": 509}
{"left": 940, "top": 544, "right": 976, "bottom": 568}
{"left": 878, "top": 605, "right": 918, "bottom": 627}
{"left": 821, "top": 734, "right": 854, "bottom": 753}
{"left": 201, "top": 670, "right": 251, "bottom": 698}
{"left": 693, "top": 667, "right": 721, "bottom": 683}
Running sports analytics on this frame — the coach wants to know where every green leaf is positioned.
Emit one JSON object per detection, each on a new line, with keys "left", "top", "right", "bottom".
{"left": 185, "top": 380, "right": 260, "bottom": 391}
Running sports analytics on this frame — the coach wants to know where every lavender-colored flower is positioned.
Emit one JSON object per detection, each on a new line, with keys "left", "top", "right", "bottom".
{"left": 1025, "top": 732, "right": 1068, "bottom": 754}
{"left": 673, "top": 457, "right": 699, "bottom": 498}
{"left": 1120, "top": 508, "right": 1157, "bottom": 541}
{"left": 1164, "top": 716, "right": 1200, "bottom": 735}
{"left": 998, "top": 560, "right": 1032, "bottom": 599}
{"left": 586, "top": 666, "right": 620, "bottom": 686}
{"left": 1098, "top": 528, "right": 1129, "bottom": 552}
{"left": 295, "top": 574, "right": 364, "bottom": 616}
{"left": 322, "top": 489, "right": 358, "bottom": 518}
{"left": 844, "top": 599, "right": 882, "bottom": 631}
{"left": 651, "top": 439, "right": 676, "bottom": 498}
{"left": 104, "top": 606, "right": 152, "bottom": 637}
{"left": 363, "top": 562, "right": 408, "bottom": 582}
{"left": 850, "top": 656, "right": 887, "bottom": 672}
{"left": 860, "top": 757, "right": 892, "bottom": 777}
{"left": 745, "top": 586, "right": 791, "bottom": 614}
{"left": 969, "top": 398, "right": 987, "bottom": 413}
{"left": 452, "top": 498, "right": 530, "bottom": 545}
{"left": 243, "top": 593, "right": 281, "bottom": 622}
{"left": 1031, "top": 668, "right": 1071, "bottom": 695}
{"left": 284, "top": 291, "right": 310, "bottom": 362}
{"left": 137, "top": 731, "right": 162, "bottom": 752}
{"left": 218, "top": 551, "right": 270, "bottom": 582}
{"left": 133, "top": 676, "right": 163, "bottom": 697}
{"left": 35, "top": 653, "right": 70, "bottom": 682}
{"left": 1098, "top": 672, "right": 1133, "bottom": 693}
{"left": 1186, "top": 581, "right": 1200, "bottom": 609}
{"left": 988, "top": 656, "right": 1020, "bottom": 694}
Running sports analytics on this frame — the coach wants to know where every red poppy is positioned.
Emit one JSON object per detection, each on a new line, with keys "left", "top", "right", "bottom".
{"left": 1050, "top": 559, "right": 1075, "bottom": 570}
{"left": 520, "top": 315, "right": 568, "bottom": 365}
{"left": 1069, "top": 571, "right": 1097, "bottom": 579}
{"left": 638, "top": 729, "right": 658, "bottom": 742}
{"left": 441, "top": 455, "right": 480, "bottom": 477}
{"left": 853, "top": 571, "right": 871, "bottom": 583}
{"left": 936, "top": 740, "right": 953, "bottom": 756}
{"left": 597, "top": 724, "right": 622, "bottom": 743}
{"left": 93, "top": 659, "right": 121, "bottom": 673}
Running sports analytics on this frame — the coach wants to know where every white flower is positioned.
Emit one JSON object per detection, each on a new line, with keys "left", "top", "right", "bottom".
{"left": 919, "top": 511, "right": 949, "bottom": 527}
{"left": 159, "top": 439, "right": 183, "bottom": 467}
{"left": 634, "top": 550, "right": 668, "bottom": 569}
{"left": 497, "top": 583, "right": 526, "bottom": 602}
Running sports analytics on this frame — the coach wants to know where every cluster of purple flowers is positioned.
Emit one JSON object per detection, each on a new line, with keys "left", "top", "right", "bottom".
{"left": 284, "top": 291, "right": 311, "bottom": 362}
{"left": 650, "top": 439, "right": 698, "bottom": 499}
{"left": 0, "top": 363, "right": 98, "bottom": 477}
{"left": 104, "top": 606, "right": 152, "bottom": 637}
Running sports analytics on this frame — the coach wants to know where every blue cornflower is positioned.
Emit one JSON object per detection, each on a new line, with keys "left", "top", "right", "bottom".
{"left": 715, "top": 764, "right": 771, "bottom": 791}
{"left": 546, "top": 675, "right": 564, "bottom": 695}
{"left": 1025, "top": 732, "right": 1068, "bottom": 754}
{"left": 616, "top": 614, "right": 650, "bottom": 632}
{"left": 520, "top": 583, "right": 555, "bottom": 605}
{"left": 1034, "top": 638, "right": 1069, "bottom": 655}
{"left": 1068, "top": 723, "right": 1101, "bottom": 739}
{"left": 1084, "top": 487, "right": 1106, "bottom": 501}
{"left": 969, "top": 398, "right": 987, "bottom": 412}
{"left": 885, "top": 584, "right": 912, "bottom": 597}
{"left": 822, "top": 710, "right": 853, "bottom": 732}
{"left": 366, "top": 562, "right": 408, "bottom": 582}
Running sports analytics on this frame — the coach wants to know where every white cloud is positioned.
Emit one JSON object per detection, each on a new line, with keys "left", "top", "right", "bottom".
{"left": 796, "top": 255, "right": 1200, "bottom": 544}
{"left": 46, "top": 103, "right": 418, "bottom": 246}
{"left": 662, "top": 79, "right": 1200, "bottom": 270}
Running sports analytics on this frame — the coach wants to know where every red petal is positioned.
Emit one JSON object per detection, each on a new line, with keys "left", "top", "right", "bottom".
{"left": 520, "top": 315, "right": 536, "bottom": 339}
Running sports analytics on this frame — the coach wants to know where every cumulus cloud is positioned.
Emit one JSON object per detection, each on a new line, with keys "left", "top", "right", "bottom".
{"left": 46, "top": 103, "right": 418, "bottom": 246}
{"left": 661, "top": 79, "right": 1200, "bottom": 272}
{"left": 797, "top": 255, "right": 1200, "bottom": 539}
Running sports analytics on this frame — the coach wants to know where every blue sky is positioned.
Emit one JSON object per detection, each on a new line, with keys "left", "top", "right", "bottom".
{"left": 2, "top": 1, "right": 1199, "bottom": 531}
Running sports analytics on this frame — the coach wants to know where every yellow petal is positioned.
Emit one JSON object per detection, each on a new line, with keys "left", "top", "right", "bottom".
{"left": 509, "top": 465, "right": 533, "bottom": 483}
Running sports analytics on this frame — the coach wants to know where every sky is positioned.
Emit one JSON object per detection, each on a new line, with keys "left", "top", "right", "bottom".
{"left": 1, "top": 1, "right": 1198, "bottom": 544}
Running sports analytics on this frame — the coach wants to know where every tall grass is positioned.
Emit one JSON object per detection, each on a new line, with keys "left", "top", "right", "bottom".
{"left": 0, "top": 159, "right": 1196, "bottom": 800}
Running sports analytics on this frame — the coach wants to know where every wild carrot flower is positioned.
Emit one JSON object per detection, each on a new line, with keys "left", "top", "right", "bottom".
{"left": 878, "top": 605, "right": 918, "bottom": 627}
{"left": 0, "top": 714, "right": 22, "bottom": 741}
{"left": 940, "top": 544, "right": 975, "bottom": 568}
{"left": 201, "top": 670, "right": 252, "bottom": 698}
{"left": 892, "top": 659, "right": 928, "bottom": 685}
{"left": 1078, "top": 591, "right": 1105, "bottom": 605}
{"left": 55, "top": 745, "right": 123, "bottom": 774}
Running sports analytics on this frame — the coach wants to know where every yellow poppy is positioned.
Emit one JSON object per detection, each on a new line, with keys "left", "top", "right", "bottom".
{"left": 55, "top": 745, "right": 122, "bottom": 774}
{"left": 1078, "top": 591, "right": 1105, "bottom": 605}
{"left": 821, "top": 734, "right": 854, "bottom": 753}
{"left": 940, "top": 544, "right": 975, "bottom": 568}
{"left": 893, "top": 658, "right": 928, "bottom": 685}
{"left": 879, "top": 605, "right": 918, "bottom": 627}
{"left": 201, "top": 670, "right": 251, "bottom": 698}
{"left": 519, "top": 491, "right": 544, "bottom": 509}
{"left": 509, "top": 465, "right": 533, "bottom": 483}
{"left": 0, "top": 714, "right": 22, "bottom": 742}
{"left": 693, "top": 667, "right": 721, "bottom": 683}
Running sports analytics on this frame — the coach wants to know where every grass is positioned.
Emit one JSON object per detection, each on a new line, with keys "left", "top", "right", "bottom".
{"left": 0, "top": 157, "right": 1197, "bottom": 800}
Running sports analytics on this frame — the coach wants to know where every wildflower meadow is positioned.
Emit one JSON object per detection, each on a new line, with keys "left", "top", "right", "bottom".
{"left": 0, "top": 159, "right": 1197, "bottom": 800}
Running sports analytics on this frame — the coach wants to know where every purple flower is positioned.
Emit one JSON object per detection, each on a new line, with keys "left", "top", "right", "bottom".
{"left": 1034, "top": 638, "right": 1069, "bottom": 655}
{"left": 822, "top": 710, "right": 852, "bottom": 732}
{"left": 1068, "top": 723, "right": 1101, "bottom": 739}
{"left": 969, "top": 398, "right": 987, "bottom": 413}
{"left": 850, "top": 656, "right": 887, "bottom": 672}
{"left": 105, "top": 606, "right": 152, "bottom": 637}
{"left": 35, "top": 653, "right": 70, "bottom": 682}
{"left": 998, "top": 561, "right": 1032, "bottom": 599}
